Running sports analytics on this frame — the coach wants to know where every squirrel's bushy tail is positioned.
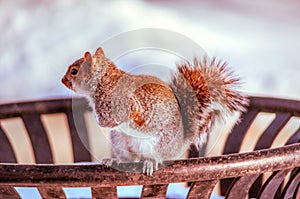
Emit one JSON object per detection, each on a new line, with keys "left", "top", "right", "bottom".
{"left": 170, "top": 57, "right": 249, "bottom": 150}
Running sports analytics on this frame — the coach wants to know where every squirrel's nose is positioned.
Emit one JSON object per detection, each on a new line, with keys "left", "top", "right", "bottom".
{"left": 61, "top": 77, "right": 72, "bottom": 88}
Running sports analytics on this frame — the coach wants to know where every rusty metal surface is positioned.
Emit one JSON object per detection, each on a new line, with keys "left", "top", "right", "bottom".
{"left": 0, "top": 186, "right": 21, "bottom": 199}
{"left": 187, "top": 180, "right": 218, "bottom": 199}
{"left": 0, "top": 143, "right": 299, "bottom": 187}
{"left": 282, "top": 169, "right": 300, "bottom": 199}
{"left": 37, "top": 187, "right": 67, "bottom": 199}
{"left": 225, "top": 175, "right": 259, "bottom": 199}
{"left": 141, "top": 184, "right": 168, "bottom": 198}
{"left": 257, "top": 169, "right": 291, "bottom": 199}
{"left": 92, "top": 186, "right": 118, "bottom": 199}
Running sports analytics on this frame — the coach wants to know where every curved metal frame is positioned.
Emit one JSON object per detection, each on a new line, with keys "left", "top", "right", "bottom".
{"left": 0, "top": 96, "right": 299, "bottom": 199}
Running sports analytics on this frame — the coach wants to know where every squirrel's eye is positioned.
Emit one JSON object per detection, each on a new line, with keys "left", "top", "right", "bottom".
{"left": 71, "top": 68, "right": 78, "bottom": 76}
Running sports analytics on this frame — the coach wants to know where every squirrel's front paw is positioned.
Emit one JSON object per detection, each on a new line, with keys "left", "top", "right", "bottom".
{"left": 101, "top": 158, "right": 121, "bottom": 167}
{"left": 142, "top": 159, "right": 158, "bottom": 176}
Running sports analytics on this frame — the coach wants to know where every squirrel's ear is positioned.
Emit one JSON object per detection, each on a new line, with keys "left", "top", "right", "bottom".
{"left": 83, "top": 51, "right": 95, "bottom": 73}
{"left": 95, "top": 47, "right": 105, "bottom": 56}
{"left": 84, "top": 51, "right": 93, "bottom": 65}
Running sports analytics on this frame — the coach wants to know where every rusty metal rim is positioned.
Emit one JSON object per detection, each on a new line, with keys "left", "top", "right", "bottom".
{"left": 0, "top": 143, "right": 299, "bottom": 187}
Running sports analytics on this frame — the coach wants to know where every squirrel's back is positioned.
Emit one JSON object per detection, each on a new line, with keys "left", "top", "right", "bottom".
{"left": 170, "top": 57, "right": 249, "bottom": 149}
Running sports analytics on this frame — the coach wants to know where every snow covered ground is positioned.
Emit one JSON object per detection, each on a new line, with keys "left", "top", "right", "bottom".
{"left": 1, "top": 0, "right": 299, "bottom": 103}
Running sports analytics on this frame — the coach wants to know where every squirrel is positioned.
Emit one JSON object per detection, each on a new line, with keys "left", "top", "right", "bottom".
{"left": 62, "top": 47, "right": 249, "bottom": 175}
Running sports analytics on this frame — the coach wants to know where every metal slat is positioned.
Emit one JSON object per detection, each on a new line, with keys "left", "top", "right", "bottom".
{"left": 141, "top": 184, "right": 168, "bottom": 198}
{"left": 282, "top": 169, "right": 300, "bottom": 199}
{"left": 21, "top": 114, "right": 53, "bottom": 163}
{"left": 225, "top": 175, "right": 259, "bottom": 199}
{"left": 0, "top": 126, "right": 17, "bottom": 163}
{"left": 92, "top": 186, "right": 118, "bottom": 199}
{"left": 65, "top": 109, "right": 91, "bottom": 163}
{"left": 255, "top": 112, "right": 292, "bottom": 150}
{"left": 38, "top": 187, "right": 67, "bottom": 199}
{"left": 223, "top": 109, "right": 259, "bottom": 154}
{"left": 0, "top": 186, "right": 21, "bottom": 199}
{"left": 187, "top": 180, "right": 217, "bottom": 199}
{"left": 286, "top": 127, "right": 300, "bottom": 145}
{"left": 257, "top": 169, "right": 291, "bottom": 199}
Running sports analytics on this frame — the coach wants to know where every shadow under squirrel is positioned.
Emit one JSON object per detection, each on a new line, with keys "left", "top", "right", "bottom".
{"left": 62, "top": 47, "right": 249, "bottom": 175}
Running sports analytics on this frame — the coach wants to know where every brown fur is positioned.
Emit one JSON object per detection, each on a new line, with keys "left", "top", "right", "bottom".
{"left": 61, "top": 48, "right": 249, "bottom": 175}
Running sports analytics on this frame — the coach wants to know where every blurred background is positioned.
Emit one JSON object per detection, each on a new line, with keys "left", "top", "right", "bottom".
{"left": 1, "top": 0, "right": 300, "bottom": 103}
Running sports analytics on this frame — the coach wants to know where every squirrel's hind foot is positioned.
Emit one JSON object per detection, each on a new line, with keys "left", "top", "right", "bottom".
{"left": 102, "top": 158, "right": 159, "bottom": 175}
{"left": 101, "top": 158, "right": 121, "bottom": 167}
{"left": 142, "top": 159, "right": 159, "bottom": 176}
